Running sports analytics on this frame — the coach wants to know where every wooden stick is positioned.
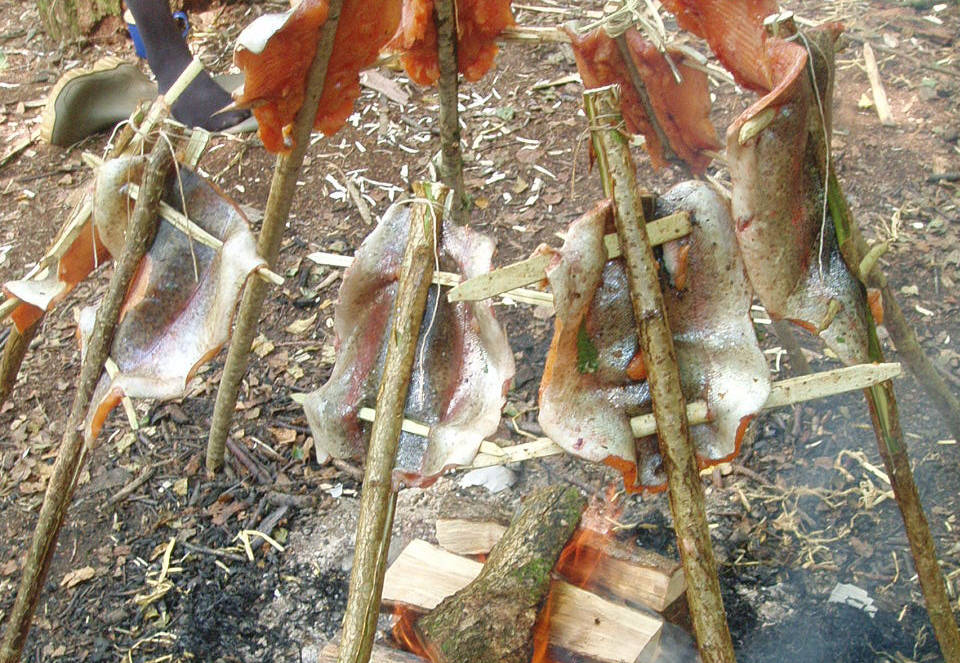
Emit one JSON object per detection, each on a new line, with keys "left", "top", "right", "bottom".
{"left": 104, "top": 358, "right": 139, "bottom": 431}
{"left": 434, "top": 0, "right": 467, "bottom": 225}
{"left": 337, "top": 182, "right": 445, "bottom": 663}
{"left": 205, "top": 0, "right": 345, "bottom": 473}
{"left": 125, "top": 183, "right": 284, "bottom": 286}
{"left": 826, "top": 172, "right": 960, "bottom": 660}
{"left": 0, "top": 320, "right": 40, "bottom": 406}
{"left": 614, "top": 34, "right": 682, "bottom": 168}
{"left": 447, "top": 211, "right": 691, "bottom": 302}
{"left": 584, "top": 84, "right": 734, "bottom": 663}
{"left": 305, "top": 253, "right": 553, "bottom": 306}
{"left": 361, "top": 362, "right": 904, "bottom": 467}
{"left": 862, "top": 43, "right": 895, "bottom": 127}
{"left": 0, "top": 141, "right": 172, "bottom": 663}
{"left": 500, "top": 25, "right": 569, "bottom": 43}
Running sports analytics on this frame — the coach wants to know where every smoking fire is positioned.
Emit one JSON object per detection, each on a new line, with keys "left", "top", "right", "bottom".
{"left": 391, "top": 490, "right": 624, "bottom": 663}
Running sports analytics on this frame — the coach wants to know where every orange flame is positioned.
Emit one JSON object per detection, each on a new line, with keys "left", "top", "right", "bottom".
{"left": 394, "top": 490, "right": 626, "bottom": 663}
{"left": 531, "top": 489, "right": 625, "bottom": 663}
{"left": 391, "top": 605, "right": 431, "bottom": 660}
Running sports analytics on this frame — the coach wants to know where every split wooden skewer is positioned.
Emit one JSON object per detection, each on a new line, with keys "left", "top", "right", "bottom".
{"left": 447, "top": 210, "right": 692, "bottom": 302}
{"left": 306, "top": 209, "right": 691, "bottom": 308}
{"left": 355, "top": 362, "right": 903, "bottom": 468}
{"left": 306, "top": 252, "right": 554, "bottom": 306}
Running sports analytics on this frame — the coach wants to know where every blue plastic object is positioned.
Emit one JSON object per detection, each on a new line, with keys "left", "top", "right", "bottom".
{"left": 126, "top": 10, "right": 190, "bottom": 59}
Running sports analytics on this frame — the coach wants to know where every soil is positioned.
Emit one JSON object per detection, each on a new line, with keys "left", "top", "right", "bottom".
{"left": 0, "top": 1, "right": 958, "bottom": 662}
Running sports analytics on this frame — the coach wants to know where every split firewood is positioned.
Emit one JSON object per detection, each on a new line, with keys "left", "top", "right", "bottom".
{"left": 434, "top": 496, "right": 510, "bottom": 556}
{"left": 435, "top": 519, "right": 507, "bottom": 557}
{"left": 435, "top": 519, "right": 685, "bottom": 613}
{"left": 413, "top": 485, "right": 584, "bottom": 663}
{"left": 382, "top": 540, "right": 663, "bottom": 663}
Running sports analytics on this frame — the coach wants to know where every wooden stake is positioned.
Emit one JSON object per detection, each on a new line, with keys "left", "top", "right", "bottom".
{"left": 826, "top": 173, "right": 960, "bottom": 661}
{"left": 0, "top": 320, "right": 40, "bottom": 406}
{"left": 434, "top": 0, "right": 467, "bottom": 225}
{"left": 336, "top": 182, "right": 446, "bottom": 663}
{"left": 584, "top": 84, "right": 735, "bottom": 663}
{"left": 0, "top": 140, "right": 172, "bottom": 663}
{"left": 205, "top": 0, "right": 345, "bottom": 472}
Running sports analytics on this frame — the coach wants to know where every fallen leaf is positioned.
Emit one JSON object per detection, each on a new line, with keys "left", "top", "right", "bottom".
{"left": 270, "top": 427, "right": 298, "bottom": 445}
{"left": 285, "top": 313, "right": 318, "bottom": 336}
{"left": 60, "top": 566, "right": 96, "bottom": 589}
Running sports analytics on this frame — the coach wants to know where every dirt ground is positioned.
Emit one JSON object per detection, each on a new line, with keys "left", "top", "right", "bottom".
{"left": 0, "top": 0, "right": 958, "bottom": 661}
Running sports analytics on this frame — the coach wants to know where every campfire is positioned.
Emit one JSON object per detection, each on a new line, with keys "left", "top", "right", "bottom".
{"left": 317, "top": 486, "right": 685, "bottom": 663}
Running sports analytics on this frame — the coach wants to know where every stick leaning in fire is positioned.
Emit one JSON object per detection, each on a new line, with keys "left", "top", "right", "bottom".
{"left": 355, "top": 362, "right": 903, "bottom": 469}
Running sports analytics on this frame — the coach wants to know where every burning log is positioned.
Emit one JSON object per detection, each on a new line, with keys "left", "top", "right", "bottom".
{"left": 383, "top": 539, "right": 664, "bottom": 663}
{"left": 435, "top": 518, "right": 685, "bottom": 613}
{"left": 413, "top": 485, "right": 584, "bottom": 663}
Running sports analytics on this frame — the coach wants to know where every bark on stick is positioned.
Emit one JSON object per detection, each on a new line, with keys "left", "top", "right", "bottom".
{"left": 0, "top": 321, "right": 40, "bottom": 407}
{"left": 205, "top": 0, "right": 345, "bottom": 472}
{"left": 416, "top": 485, "right": 585, "bottom": 663}
{"left": 434, "top": 0, "right": 467, "bottom": 225}
{"left": 826, "top": 173, "right": 960, "bottom": 662}
{"left": 583, "top": 84, "right": 736, "bottom": 663}
{"left": 0, "top": 141, "right": 172, "bottom": 663}
{"left": 336, "top": 182, "right": 446, "bottom": 663}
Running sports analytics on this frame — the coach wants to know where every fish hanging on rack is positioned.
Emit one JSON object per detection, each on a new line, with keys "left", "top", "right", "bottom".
{"left": 78, "top": 157, "right": 266, "bottom": 442}
{"left": 538, "top": 182, "right": 771, "bottom": 491}
{"left": 302, "top": 200, "right": 515, "bottom": 486}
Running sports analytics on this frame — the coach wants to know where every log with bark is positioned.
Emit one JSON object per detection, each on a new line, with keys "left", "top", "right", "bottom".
{"left": 413, "top": 484, "right": 584, "bottom": 663}
{"left": 382, "top": 539, "right": 664, "bottom": 663}
{"left": 434, "top": 518, "right": 685, "bottom": 613}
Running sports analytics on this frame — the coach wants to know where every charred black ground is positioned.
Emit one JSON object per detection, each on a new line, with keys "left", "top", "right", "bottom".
{"left": 0, "top": 0, "right": 958, "bottom": 662}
